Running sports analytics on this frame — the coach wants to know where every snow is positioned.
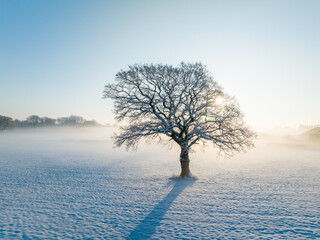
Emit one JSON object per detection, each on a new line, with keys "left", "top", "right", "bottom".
{"left": 0, "top": 127, "right": 319, "bottom": 239}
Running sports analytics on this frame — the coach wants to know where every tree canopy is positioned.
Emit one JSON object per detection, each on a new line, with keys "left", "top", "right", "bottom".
{"left": 0, "top": 115, "right": 14, "bottom": 130}
{"left": 103, "top": 62, "right": 256, "bottom": 176}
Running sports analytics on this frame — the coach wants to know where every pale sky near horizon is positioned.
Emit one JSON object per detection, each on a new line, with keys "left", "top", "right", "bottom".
{"left": 1, "top": 0, "right": 319, "bottom": 129}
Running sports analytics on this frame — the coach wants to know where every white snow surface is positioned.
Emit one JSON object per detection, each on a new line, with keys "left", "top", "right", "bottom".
{"left": 0, "top": 127, "right": 319, "bottom": 239}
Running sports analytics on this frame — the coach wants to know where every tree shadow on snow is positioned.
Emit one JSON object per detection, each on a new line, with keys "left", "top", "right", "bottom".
{"left": 127, "top": 178, "right": 195, "bottom": 240}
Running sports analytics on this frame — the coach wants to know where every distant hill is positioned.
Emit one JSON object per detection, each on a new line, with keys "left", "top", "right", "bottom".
{"left": 300, "top": 127, "right": 320, "bottom": 142}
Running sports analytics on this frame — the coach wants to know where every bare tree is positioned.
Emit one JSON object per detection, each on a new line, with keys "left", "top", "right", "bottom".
{"left": 0, "top": 115, "right": 14, "bottom": 130}
{"left": 103, "top": 62, "right": 256, "bottom": 177}
{"left": 27, "top": 115, "right": 42, "bottom": 126}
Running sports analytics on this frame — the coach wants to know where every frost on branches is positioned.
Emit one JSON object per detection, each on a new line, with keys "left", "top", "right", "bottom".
{"left": 103, "top": 62, "right": 256, "bottom": 177}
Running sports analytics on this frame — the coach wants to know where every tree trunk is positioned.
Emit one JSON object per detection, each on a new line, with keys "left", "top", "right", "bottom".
{"left": 180, "top": 147, "right": 192, "bottom": 178}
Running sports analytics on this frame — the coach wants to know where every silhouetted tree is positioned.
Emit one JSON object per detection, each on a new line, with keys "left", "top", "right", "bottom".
{"left": 0, "top": 115, "right": 14, "bottom": 130}
{"left": 41, "top": 117, "right": 56, "bottom": 126}
{"left": 14, "top": 119, "right": 25, "bottom": 128}
{"left": 57, "top": 115, "right": 85, "bottom": 126}
{"left": 103, "top": 62, "right": 256, "bottom": 177}
{"left": 83, "top": 120, "right": 99, "bottom": 126}
{"left": 6, "top": 115, "right": 98, "bottom": 128}
{"left": 26, "top": 115, "right": 42, "bottom": 127}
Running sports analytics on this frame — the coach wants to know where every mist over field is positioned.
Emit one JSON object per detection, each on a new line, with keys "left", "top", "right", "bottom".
{"left": 1, "top": 0, "right": 320, "bottom": 238}
{"left": 1, "top": 127, "right": 319, "bottom": 239}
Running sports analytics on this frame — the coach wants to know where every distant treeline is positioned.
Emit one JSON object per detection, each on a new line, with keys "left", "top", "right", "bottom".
{"left": 0, "top": 115, "right": 100, "bottom": 130}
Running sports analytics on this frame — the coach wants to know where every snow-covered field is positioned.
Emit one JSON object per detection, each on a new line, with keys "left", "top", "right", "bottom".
{"left": 1, "top": 127, "right": 319, "bottom": 239}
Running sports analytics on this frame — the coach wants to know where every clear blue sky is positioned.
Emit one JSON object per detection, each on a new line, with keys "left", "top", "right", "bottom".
{"left": 1, "top": 0, "right": 319, "bottom": 128}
